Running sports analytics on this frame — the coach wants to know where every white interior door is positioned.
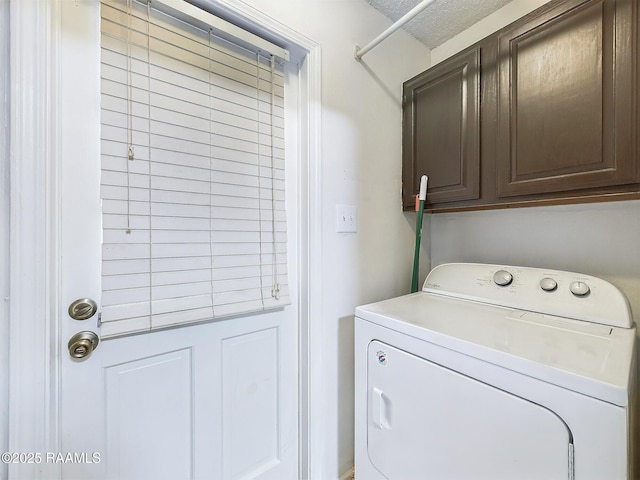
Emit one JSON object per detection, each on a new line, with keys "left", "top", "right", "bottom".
{"left": 58, "top": 2, "right": 299, "bottom": 479}
{"left": 367, "top": 341, "right": 573, "bottom": 480}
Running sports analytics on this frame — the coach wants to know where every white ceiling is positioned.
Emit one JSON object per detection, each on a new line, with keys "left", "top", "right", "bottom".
{"left": 367, "top": 0, "right": 513, "bottom": 48}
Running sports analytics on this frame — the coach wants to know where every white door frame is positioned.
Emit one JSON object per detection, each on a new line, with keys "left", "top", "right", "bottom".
{"left": 7, "top": 1, "right": 322, "bottom": 479}
{"left": 8, "top": 1, "right": 61, "bottom": 478}
{"left": 0, "top": 0, "right": 11, "bottom": 474}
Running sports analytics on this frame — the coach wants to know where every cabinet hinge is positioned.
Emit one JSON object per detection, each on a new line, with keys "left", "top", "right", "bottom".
{"left": 568, "top": 443, "right": 574, "bottom": 480}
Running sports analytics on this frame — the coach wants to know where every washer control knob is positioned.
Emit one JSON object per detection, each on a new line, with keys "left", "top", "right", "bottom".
{"left": 539, "top": 277, "right": 557, "bottom": 292}
{"left": 493, "top": 270, "right": 513, "bottom": 287}
{"left": 570, "top": 281, "right": 590, "bottom": 297}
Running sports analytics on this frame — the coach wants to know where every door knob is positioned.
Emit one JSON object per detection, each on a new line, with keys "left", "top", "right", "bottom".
{"left": 68, "top": 331, "right": 99, "bottom": 359}
{"left": 68, "top": 298, "right": 98, "bottom": 320}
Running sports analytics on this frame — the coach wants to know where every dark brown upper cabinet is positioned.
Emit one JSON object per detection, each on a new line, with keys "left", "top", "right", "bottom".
{"left": 496, "top": 0, "right": 636, "bottom": 197}
{"left": 402, "top": 0, "right": 639, "bottom": 212}
{"left": 402, "top": 48, "right": 480, "bottom": 210}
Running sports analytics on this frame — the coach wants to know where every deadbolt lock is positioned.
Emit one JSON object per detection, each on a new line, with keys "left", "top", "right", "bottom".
{"left": 68, "top": 331, "right": 99, "bottom": 359}
{"left": 68, "top": 298, "right": 98, "bottom": 321}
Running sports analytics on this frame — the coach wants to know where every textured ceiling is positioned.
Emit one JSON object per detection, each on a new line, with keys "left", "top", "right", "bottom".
{"left": 367, "top": 0, "right": 513, "bottom": 48}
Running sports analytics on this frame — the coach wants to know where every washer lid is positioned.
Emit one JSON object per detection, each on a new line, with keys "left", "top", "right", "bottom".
{"left": 356, "top": 292, "right": 636, "bottom": 406}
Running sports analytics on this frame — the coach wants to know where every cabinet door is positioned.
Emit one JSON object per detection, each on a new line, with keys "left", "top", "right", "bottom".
{"left": 497, "top": 0, "right": 636, "bottom": 197}
{"left": 402, "top": 48, "right": 480, "bottom": 208}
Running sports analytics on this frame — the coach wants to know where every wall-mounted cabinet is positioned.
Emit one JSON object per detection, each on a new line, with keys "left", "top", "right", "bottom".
{"left": 402, "top": 48, "right": 480, "bottom": 209}
{"left": 402, "top": 0, "right": 639, "bottom": 212}
{"left": 496, "top": 0, "right": 636, "bottom": 197}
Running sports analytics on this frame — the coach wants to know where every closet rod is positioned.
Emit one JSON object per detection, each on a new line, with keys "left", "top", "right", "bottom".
{"left": 355, "top": 0, "right": 436, "bottom": 61}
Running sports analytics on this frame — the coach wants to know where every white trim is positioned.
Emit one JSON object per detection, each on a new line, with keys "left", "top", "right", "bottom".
{"left": 296, "top": 45, "right": 323, "bottom": 480}
{"left": 0, "top": 0, "right": 10, "bottom": 475}
{"left": 8, "top": 0, "right": 61, "bottom": 479}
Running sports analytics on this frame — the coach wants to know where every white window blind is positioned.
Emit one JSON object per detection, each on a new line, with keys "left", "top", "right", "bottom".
{"left": 100, "top": 0, "right": 290, "bottom": 338}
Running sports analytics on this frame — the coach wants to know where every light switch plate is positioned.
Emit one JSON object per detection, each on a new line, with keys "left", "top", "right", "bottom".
{"left": 336, "top": 205, "right": 357, "bottom": 233}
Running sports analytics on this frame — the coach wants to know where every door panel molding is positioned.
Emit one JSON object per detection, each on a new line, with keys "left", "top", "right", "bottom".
{"left": 222, "top": 328, "right": 281, "bottom": 479}
{"left": 104, "top": 349, "right": 194, "bottom": 480}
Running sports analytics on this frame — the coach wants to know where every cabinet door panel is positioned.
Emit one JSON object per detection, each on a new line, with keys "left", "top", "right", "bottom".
{"left": 497, "top": 0, "right": 635, "bottom": 197}
{"left": 402, "top": 48, "right": 480, "bottom": 208}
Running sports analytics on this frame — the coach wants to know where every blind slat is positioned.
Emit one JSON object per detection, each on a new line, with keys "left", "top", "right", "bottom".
{"left": 100, "top": 0, "right": 290, "bottom": 338}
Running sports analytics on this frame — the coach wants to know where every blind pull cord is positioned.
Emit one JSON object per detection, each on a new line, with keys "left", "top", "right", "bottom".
{"left": 125, "top": 0, "right": 134, "bottom": 233}
{"left": 269, "top": 54, "right": 280, "bottom": 301}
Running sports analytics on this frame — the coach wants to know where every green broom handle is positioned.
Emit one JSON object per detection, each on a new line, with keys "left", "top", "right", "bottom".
{"left": 411, "top": 175, "right": 428, "bottom": 293}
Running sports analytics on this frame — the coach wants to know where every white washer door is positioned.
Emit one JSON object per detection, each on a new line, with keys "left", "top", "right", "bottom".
{"left": 367, "top": 341, "right": 573, "bottom": 480}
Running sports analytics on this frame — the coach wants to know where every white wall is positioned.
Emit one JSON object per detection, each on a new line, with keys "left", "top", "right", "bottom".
{"left": 429, "top": 0, "right": 640, "bottom": 321}
{"left": 220, "top": 1, "right": 431, "bottom": 477}
{"left": 430, "top": 202, "right": 640, "bottom": 315}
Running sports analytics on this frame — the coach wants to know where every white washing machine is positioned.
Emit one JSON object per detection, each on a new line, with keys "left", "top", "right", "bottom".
{"left": 355, "top": 263, "right": 637, "bottom": 480}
